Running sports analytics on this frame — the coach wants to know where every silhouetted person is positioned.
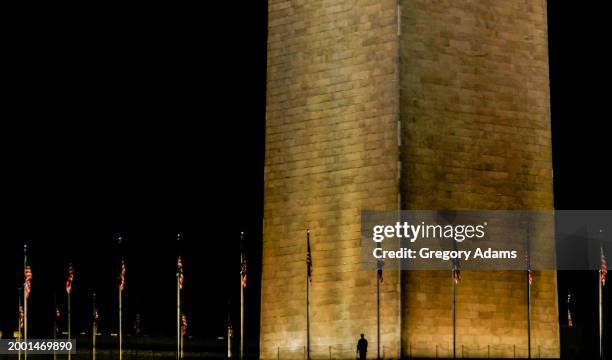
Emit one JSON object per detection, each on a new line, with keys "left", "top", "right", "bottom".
{"left": 356, "top": 333, "right": 368, "bottom": 360}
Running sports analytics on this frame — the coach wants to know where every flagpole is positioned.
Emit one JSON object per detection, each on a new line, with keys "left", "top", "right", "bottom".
{"left": 451, "top": 236, "right": 459, "bottom": 360}
{"left": 452, "top": 270, "right": 456, "bottom": 359}
{"left": 240, "top": 231, "right": 245, "bottom": 360}
{"left": 377, "top": 268, "right": 381, "bottom": 360}
{"left": 376, "top": 244, "right": 383, "bottom": 360}
{"left": 135, "top": 313, "right": 140, "bottom": 360}
{"left": 119, "top": 278, "right": 123, "bottom": 360}
{"left": 177, "top": 267, "right": 181, "bottom": 360}
{"left": 93, "top": 292, "right": 97, "bottom": 360}
{"left": 181, "top": 315, "right": 185, "bottom": 359}
{"left": 306, "top": 229, "right": 311, "bottom": 360}
{"left": 18, "top": 290, "right": 22, "bottom": 360}
{"left": 452, "top": 258, "right": 459, "bottom": 360}
{"left": 68, "top": 287, "right": 71, "bottom": 360}
{"left": 53, "top": 293, "right": 57, "bottom": 360}
{"left": 599, "top": 268, "right": 603, "bottom": 360}
{"left": 23, "top": 244, "right": 28, "bottom": 360}
{"left": 177, "top": 233, "right": 182, "bottom": 360}
{"left": 525, "top": 224, "right": 532, "bottom": 359}
{"left": 228, "top": 302, "right": 233, "bottom": 359}
{"left": 117, "top": 236, "right": 124, "bottom": 360}
{"left": 307, "top": 251, "right": 310, "bottom": 360}
{"left": 599, "top": 228, "right": 604, "bottom": 360}
{"left": 527, "top": 270, "right": 532, "bottom": 359}
{"left": 228, "top": 325, "right": 233, "bottom": 359}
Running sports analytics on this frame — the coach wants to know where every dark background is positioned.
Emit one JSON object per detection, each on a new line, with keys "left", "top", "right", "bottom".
{"left": 1, "top": 1, "right": 609, "bottom": 358}
{"left": 548, "top": 1, "right": 610, "bottom": 358}
{"left": 1, "top": 2, "right": 268, "bottom": 351}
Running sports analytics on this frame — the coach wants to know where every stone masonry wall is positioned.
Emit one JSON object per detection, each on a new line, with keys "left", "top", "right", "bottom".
{"left": 262, "top": 0, "right": 401, "bottom": 359}
{"left": 398, "top": 0, "right": 559, "bottom": 358}
{"left": 263, "top": 0, "right": 560, "bottom": 358}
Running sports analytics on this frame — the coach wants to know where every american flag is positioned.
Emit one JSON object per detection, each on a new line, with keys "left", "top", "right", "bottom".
{"left": 181, "top": 314, "right": 187, "bottom": 336}
{"left": 177, "top": 256, "right": 184, "bottom": 290}
{"left": 25, "top": 265, "right": 33, "bottom": 298}
{"left": 240, "top": 255, "right": 247, "bottom": 289}
{"left": 377, "top": 258, "right": 385, "bottom": 283}
{"left": 525, "top": 246, "right": 534, "bottom": 286}
{"left": 567, "top": 294, "right": 573, "bottom": 327}
{"left": 306, "top": 230, "right": 313, "bottom": 283}
{"left": 19, "top": 305, "right": 24, "bottom": 329}
{"left": 452, "top": 260, "right": 461, "bottom": 284}
{"left": 240, "top": 232, "right": 247, "bottom": 288}
{"left": 119, "top": 261, "right": 126, "bottom": 292}
{"left": 601, "top": 245, "right": 608, "bottom": 286}
{"left": 95, "top": 309, "right": 100, "bottom": 324}
{"left": 66, "top": 263, "right": 74, "bottom": 295}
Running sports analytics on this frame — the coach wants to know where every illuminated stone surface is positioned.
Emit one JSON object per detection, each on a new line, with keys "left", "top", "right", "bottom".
{"left": 262, "top": 0, "right": 559, "bottom": 358}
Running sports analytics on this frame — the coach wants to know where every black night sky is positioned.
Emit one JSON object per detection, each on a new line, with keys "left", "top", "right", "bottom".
{"left": 1, "top": 1, "right": 609, "bottom": 357}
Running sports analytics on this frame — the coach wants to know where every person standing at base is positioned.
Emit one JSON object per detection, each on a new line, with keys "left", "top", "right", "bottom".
{"left": 356, "top": 333, "right": 368, "bottom": 360}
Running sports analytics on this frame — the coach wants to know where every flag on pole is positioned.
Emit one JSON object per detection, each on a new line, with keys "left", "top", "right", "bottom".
{"left": 601, "top": 245, "right": 607, "bottom": 286}
{"left": 525, "top": 226, "right": 534, "bottom": 285}
{"left": 93, "top": 304, "right": 100, "bottom": 336}
{"left": 177, "top": 256, "right": 184, "bottom": 290}
{"left": 176, "top": 234, "right": 183, "bottom": 360}
{"left": 19, "top": 305, "right": 24, "bottom": 329}
{"left": 306, "top": 230, "right": 313, "bottom": 282}
{"left": 377, "top": 259, "right": 385, "bottom": 283}
{"left": 240, "top": 232, "right": 247, "bottom": 288}
{"left": 66, "top": 264, "right": 74, "bottom": 295}
{"left": 120, "top": 261, "right": 126, "bottom": 292}
{"left": 93, "top": 294, "right": 98, "bottom": 360}
{"left": 567, "top": 294, "right": 573, "bottom": 327}
{"left": 181, "top": 314, "right": 187, "bottom": 336}
{"left": 25, "top": 266, "right": 33, "bottom": 298}
{"left": 376, "top": 240, "right": 384, "bottom": 283}
{"left": 452, "top": 259, "right": 461, "bottom": 284}
{"left": 241, "top": 253, "right": 247, "bottom": 289}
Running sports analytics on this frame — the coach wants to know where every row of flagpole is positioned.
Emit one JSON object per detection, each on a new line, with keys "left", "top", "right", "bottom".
{"left": 15, "top": 234, "right": 197, "bottom": 360}
{"left": 449, "top": 226, "right": 608, "bottom": 359}
{"left": 16, "top": 233, "right": 250, "bottom": 359}
{"left": 13, "top": 228, "right": 606, "bottom": 359}
{"left": 303, "top": 227, "right": 607, "bottom": 360}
